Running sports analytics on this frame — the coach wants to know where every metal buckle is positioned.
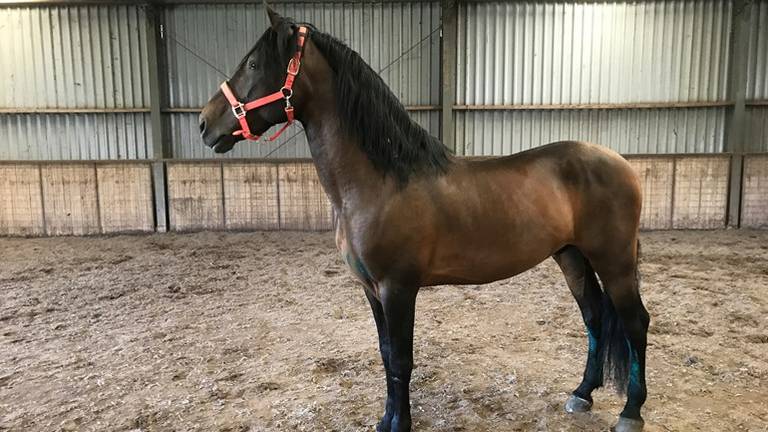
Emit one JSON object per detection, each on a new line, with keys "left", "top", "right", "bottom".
{"left": 287, "top": 58, "right": 300, "bottom": 76}
{"left": 281, "top": 87, "right": 293, "bottom": 100}
{"left": 231, "top": 103, "right": 246, "bottom": 119}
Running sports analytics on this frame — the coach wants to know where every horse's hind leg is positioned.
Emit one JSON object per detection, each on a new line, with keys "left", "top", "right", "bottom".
{"left": 588, "top": 245, "right": 650, "bottom": 432}
{"left": 553, "top": 246, "right": 605, "bottom": 412}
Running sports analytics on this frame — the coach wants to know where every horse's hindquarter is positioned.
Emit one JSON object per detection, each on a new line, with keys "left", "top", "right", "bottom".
{"left": 421, "top": 141, "right": 642, "bottom": 286}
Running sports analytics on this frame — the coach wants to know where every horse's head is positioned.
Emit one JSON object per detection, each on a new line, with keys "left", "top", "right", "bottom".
{"left": 199, "top": 5, "right": 310, "bottom": 153}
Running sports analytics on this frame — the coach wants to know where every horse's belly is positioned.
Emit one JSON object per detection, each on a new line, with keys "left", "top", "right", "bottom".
{"left": 424, "top": 251, "right": 552, "bottom": 285}
{"left": 423, "top": 226, "right": 563, "bottom": 286}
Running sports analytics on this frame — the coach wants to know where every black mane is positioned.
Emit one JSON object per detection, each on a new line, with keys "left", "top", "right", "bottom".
{"left": 307, "top": 30, "right": 452, "bottom": 183}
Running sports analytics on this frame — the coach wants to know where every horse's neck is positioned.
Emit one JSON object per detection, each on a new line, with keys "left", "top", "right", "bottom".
{"left": 301, "top": 116, "right": 388, "bottom": 214}
{"left": 297, "top": 43, "right": 393, "bottom": 215}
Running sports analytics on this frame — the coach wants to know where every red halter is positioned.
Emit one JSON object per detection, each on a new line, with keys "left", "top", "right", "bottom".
{"left": 219, "top": 26, "right": 308, "bottom": 142}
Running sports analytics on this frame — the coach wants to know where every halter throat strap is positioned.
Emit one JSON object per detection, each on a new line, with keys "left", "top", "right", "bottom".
{"left": 219, "top": 26, "right": 309, "bottom": 142}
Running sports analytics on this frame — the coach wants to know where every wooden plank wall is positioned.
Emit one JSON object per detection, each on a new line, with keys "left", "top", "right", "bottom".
{"left": 0, "top": 156, "right": 760, "bottom": 236}
{"left": 671, "top": 156, "right": 730, "bottom": 229}
{"left": 277, "top": 163, "right": 333, "bottom": 231}
{"left": 165, "top": 161, "right": 331, "bottom": 231}
{"left": 97, "top": 164, "right": 154, "bottom": 233}
{"left": 41, "top": 163, "right": 101, "bottom": 236}
{"left": 627, "top": 155, "right": 730, "bottom": 230}
{"left": 223, "top": 163, "right": 280, "bottom": 230}
{"left": 167, "top": 162, "right": 224, "bottom": 231}
{"left": 741, "top": 155, "right": 768, "bottom": 228}
{"left": 0, "top": 162, "right": 154, "bottom": 236}
{"left": 626, "top": 157, "right": 674, "bottom": 229}
{"left": 0, "top": 164, "right": 44, "bottom": 236}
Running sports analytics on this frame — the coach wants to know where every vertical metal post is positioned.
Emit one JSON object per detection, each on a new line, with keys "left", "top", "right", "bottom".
{"left": 151, "top": 162, "right": 169, "bottom": 233}
{"left": 441, "top": 0, "right": 458, "bottom": 153}
{"left": 725, "top": 0, "right": 751, "bottom": 228}
{"left": 145, "top": 3, "right": 170, "bottom": 232}
{"left": 145, "top": 3, "right": 168, "bottom": 159}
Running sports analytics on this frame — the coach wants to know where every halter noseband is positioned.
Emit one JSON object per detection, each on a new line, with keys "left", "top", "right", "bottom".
{"left": 219, "top": 26, "right": 308, "bottom": 142}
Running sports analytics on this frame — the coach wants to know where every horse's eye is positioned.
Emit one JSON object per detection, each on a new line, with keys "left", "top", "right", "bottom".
{"left": 248, "top": 61, "right": 257, "bottom": 70}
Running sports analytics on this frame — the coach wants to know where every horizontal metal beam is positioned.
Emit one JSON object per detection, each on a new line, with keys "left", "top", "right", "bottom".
{"left": 0, "top": 108, "right": 150, "bottom": 114}
{"left": 454, "top": 101, "right": 735, "bottom": 111}
{"left": 0, "top": 0, "right": 151, "bottom": 5}
{"left": 0, "top": 0, "right": 674, "bottom": 4}
{"left": 0, "top": 0, "right": 438, "bottom": 5}
{"left": 0, "top": 159, "right": 156, "bottom": 165}
{"left": 5, "top": 101, "right": 764, "bottom": 115}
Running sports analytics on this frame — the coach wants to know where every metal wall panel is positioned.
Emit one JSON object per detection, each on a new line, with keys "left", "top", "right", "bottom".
{"left": 456, "top": 108, "right": 726, "bottom": 156}
{"left": 455, "top": 0, "right": 732, "bottom": 156}
{"left": 0, "top": 113, "right": 151, "bottom": 160}
{"left": 0, "top": 5, "right": 151, "bottom": 160}
{"left": 409, "top": 110, "right": 441, "bottom": 139}
{"left": 0, "top": 5, "right": 149, "bottom": 109}
{"left": 457, "top": 0, "right": 731, "bottom": 105}
{"left": 746, "top": 0, "right": 768, "bottom": 100}
{"left": 746, "top": 107, "right": 768, "bottom": 153}
{"left": 745, "top": 1, "right": 768, "bottom": 154}
{"left": 164, "top": 1, "right": 441, "bottom": 158}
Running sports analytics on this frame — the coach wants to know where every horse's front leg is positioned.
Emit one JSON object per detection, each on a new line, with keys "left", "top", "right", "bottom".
{"left": 364, "top": 289, "right": 396, "bottom": 432}
{"left": 379, "top": 281, "right": 418, "bottom": 432}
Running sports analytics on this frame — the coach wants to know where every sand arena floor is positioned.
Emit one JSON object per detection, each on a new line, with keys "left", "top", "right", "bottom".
{"left": 1, "top": 230, "right": 767, "bottom": 431}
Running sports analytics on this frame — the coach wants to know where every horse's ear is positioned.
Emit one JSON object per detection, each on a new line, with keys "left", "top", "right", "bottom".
{"left": 264, "top": 1, "right": 283, "bottom": 30}
{"left": 264, "top": 2, "right": 295, "bottom": 61}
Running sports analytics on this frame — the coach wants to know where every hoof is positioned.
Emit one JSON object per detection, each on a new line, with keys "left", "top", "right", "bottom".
{"left": 612, "top": 416, "right": 644, "bottom": 432}
{"left": 564, "top": 394, "right": 593, "bottom": 413}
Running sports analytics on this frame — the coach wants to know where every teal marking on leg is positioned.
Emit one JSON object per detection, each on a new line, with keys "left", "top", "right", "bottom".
{"left": 345, "top": 252, "right": 372, "bottom": 282}
{"left": 586, "top": 327, "right": 598, "bottom": 353}
{"left": 626, "top": 339, "right": 641, "bottom": 388}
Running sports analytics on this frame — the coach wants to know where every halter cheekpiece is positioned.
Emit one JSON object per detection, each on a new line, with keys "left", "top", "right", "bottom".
{"left": 219, "top": 26, "right": 309, "bottom": 142}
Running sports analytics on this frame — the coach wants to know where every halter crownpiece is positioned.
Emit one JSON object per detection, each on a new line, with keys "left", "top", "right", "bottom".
{"left": 220, "top": 25, "right": 309, "bottom": 142}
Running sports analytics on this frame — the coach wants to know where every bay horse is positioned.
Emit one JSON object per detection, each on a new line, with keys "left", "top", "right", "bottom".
{"left": 199, "top": 6, "right": 649, "bottom": 432}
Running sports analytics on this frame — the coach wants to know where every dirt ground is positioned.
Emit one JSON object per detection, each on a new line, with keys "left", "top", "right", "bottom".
{"left": 1, "top": 230, "right": 766, "bottom": 432}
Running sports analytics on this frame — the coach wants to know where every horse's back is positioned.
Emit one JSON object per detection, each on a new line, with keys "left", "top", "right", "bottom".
{"left": 460, "top": 140, "right": 642, "bottom": 256}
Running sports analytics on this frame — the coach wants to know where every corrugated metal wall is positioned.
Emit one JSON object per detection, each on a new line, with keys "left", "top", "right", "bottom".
{"left": 455, "top": 107, "right": 726, "bottom": 155}
{"left": 0, "top": 5, "right": 151, "bottom": 160}
{"left": 0, "top": 114, "right": 150, "bottom": 160}
{"left": 0, "top": 0, "right": 766, "bottom": 161}
{"left": 456, "top": 0, "right": 732, "bottom": 155}
{"left": 746, "top": 0, "right": 768, "bottom": 152}
{"left": 164, "top": 1, "right": 441, "bottom": 159}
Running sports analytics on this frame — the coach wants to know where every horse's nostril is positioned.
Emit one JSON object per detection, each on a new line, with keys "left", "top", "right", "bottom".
{"left": 199, "top": 120, "right": 207, "bottom": 135}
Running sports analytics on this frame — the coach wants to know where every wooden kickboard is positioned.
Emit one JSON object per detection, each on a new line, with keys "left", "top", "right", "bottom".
{"left": 97, "top": 163, "right": 154, "bottom": 233}
{"left": 672, "top": 157, "right": 729, "bottom": 229}
{"left": 223, "top": 163, "right": 280, "bottom": 230}
{"left": 278, "top": 163, "right": 333, "bottom": 231}
{"left": 0, "top": 164, "right": 45, "bottom": 236}
{"left": 741, "top": 155, "right": 768, "bottom": 229}
{"left": 41, "top": 163, "right": 100, "bottom": 236}
{"left": 167, "top": 162, "right": 224, "bottom": 231}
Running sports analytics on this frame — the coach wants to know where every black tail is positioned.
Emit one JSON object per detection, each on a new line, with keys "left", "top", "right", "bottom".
{"left": 596, "top": 239, "right": 641, "bottom": 394}
{"left": 598, "top": 291, "right": 630, "bottom": 394}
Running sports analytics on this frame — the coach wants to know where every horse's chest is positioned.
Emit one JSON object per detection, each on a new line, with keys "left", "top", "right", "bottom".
{"left": 335, "top": 221, "right": 378, "bottom": 294}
